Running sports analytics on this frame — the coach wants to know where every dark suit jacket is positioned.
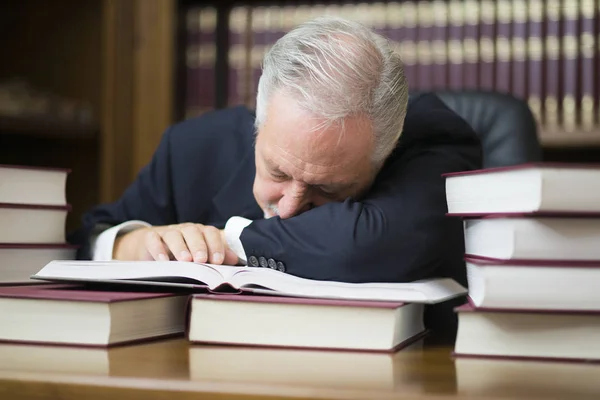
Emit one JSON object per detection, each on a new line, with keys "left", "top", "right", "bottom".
{"left": 68, "top": 93, "right": 482, "bottom": 341}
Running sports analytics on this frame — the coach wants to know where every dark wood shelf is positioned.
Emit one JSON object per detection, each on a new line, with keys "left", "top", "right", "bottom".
{"left": 0, "top": 114, "right": 98, "bottom": 139}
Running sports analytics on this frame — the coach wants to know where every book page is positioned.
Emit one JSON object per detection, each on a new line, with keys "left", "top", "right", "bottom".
{"left": 223, "top": 267, "right": 467, "bottom": 303}
{"left": 32, "top": 260, "right": 227, "bottom": 289}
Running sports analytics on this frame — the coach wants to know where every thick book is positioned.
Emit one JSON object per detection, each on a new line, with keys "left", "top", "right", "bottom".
{"left": 32, "top": 260, "right": 468, "bottom": 304}
{"left": 187, "top": 294, "right": 427, "bottom": 352}
{"left": 0, "top": 164, "right": 68, "bottom": 206}
{"left": 444, "top": 163, "right": 600, "bottom": 215}
{"left": 0, "top": 244, "right": 76, "bottom": 283}
{"left": 463, "top": 215, "right": 600, "bottom": 260}
{"left": 0, "top": 203, "right": 70, "bottom": 243}
{"left": 0, "top": 284, "right": 189, "bottom": 347}
{"left": 465, "top": 256, "right": 600, "bottom": 311}
{"left": 453, "top": 303, "right": 600, "bottom": 362}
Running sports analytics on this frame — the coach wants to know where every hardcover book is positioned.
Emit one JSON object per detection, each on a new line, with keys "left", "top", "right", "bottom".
{"left": 444, "top": 163, "right": 600, "bottom": 215}
{"left": 187, "top": 294, "right": 427, "bottom": 352}
{"left": 0, "top": 284, "right": 189, "bottom": 347}
{"left": 32, "top": 260, "right": 467, "bottom": 304}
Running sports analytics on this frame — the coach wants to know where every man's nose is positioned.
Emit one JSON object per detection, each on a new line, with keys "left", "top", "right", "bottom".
{"left": 278, "top": 183, "right": 311, "bottom": 219}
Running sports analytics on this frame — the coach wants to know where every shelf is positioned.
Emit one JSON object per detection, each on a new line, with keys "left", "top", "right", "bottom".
{"left": 0, "top": 114, "right": 98, "bottom": 139}
{"left": 539, "top": 128, "right": 600, "bottom": 148}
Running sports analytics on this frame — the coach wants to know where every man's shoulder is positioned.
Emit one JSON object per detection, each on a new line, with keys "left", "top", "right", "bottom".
{"left": 401, "top": 92, "right": 480, "bottom": 145}
{"left": 168, "top": 105, "right": 256, "bottom": 146}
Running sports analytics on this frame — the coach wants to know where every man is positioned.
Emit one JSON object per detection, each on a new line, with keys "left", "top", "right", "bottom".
{"left": 69, "top": 17, "right": 481, "bottom": 340}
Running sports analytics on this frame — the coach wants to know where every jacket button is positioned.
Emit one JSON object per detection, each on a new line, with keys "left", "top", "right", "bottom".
{"left": 276, "top": 261, "right": 286, "bottom": 272}
{"left": 248, "top": 256, "right": 259, "bottom": 267}
{"left": 258, "top": 256, "right": 268, "bottom": 268}
{"left": 267, "top": 258, "right": 277, "bottom": 269}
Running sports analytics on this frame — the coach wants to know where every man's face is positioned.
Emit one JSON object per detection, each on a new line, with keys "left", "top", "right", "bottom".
{"left": 253, "top": 92, "right": 377, "bottom": 219}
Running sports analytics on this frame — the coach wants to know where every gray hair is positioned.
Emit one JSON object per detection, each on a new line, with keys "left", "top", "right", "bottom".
{"left": 255, "top": 16, "right": 409, "bottom": 166}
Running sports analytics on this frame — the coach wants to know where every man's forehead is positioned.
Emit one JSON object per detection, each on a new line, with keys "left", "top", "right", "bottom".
{"left": 261, "top": 112, "right": 372, "bottom": 164}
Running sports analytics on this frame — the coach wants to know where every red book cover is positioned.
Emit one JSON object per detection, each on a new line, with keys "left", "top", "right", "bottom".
{"left": 543, "top": 1, "right": 562, "bottom": 129}
{"left": 464, "top": 254, "right": 600, "bottom": 268}
{"left": 478, "top": 0, "right": 496, "bottom": 91}
{"left": 561, "top": 2, "right": 579, "bottom": 133}
{"left": 191, "top": 293, "right": 408, "bottom": 309}
{"left": 494, "top": 1, "right": 512, "bottom": 94}
{"left": 462, "top": 0, "right": 479, "bottom": 90}
{"left": 415, "top": 2, "right": 433, "bottom": 91}
{"left": 455, "top": 302, "right": 600, "bottom": 317}
{"left": 447, "top": 0, "right": 464, "bottom": 90}
{"left": 431, "top": 0, "right": 448, "bottom": 90}
{"left": 395, "top": 2, "right": 418, "bottom": 89}
{"left": 526, "top": 0, "right": 544, "bottom": 125}
{"left": 0, "top": 283, "right": 185, "bottom": 303}
{"left": 0, "top": 202, "right": 71, "bottom": 212}
{"left": 510, "top": 1, "right": 528, "bottom": 100}
{"left": 442, "top": 161, "right": 600, "bottom": 177}
{"left": 227, "top": 6, "right": 250, "bottom": 107}
{"left": 580, "top": 0, "right": 597, "bottom": 131}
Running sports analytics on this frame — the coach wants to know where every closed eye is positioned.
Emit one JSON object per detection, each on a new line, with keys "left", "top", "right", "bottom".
{"left": 269, "top": 170, "right": 289, "bottom": 180}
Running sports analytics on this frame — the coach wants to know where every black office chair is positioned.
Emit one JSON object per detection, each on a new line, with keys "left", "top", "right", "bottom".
{"left": 415, "top": 90, "right": 543, "bottom": 167}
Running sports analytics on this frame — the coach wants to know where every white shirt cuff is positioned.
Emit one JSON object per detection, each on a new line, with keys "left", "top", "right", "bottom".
{"left": 224, "top": 216, "right": 253, "bottom": 265}
{"left": 91, "top": 220, "right": 151, "bottom": 261}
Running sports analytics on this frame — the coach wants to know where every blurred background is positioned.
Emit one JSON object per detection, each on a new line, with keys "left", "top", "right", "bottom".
{"left": 0, "top": 0, "right": 598, "bottom": 232}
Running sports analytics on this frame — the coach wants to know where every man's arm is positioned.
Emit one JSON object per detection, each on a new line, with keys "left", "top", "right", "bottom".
{"left": 238, "top": 115, "right": 482, "bottom": 284}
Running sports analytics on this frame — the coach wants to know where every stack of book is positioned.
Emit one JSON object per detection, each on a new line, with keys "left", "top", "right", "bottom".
{"left": 0, "top": 258, "right": 469, "bottom": 351}
{"left": 443, "top": 163, "right": 600, "bottom": 363}
{"left": 0, "top": 164, "right": 76, "bottom": 285}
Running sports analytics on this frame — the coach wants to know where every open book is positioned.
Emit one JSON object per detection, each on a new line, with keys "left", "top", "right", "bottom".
{"left": 32, "top": 260, "right": 467, "bottom": 304}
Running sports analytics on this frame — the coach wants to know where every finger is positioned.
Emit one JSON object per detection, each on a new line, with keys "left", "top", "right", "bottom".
{"left": 181, "top": 224, "right": 208, "bottom": 263}
{"left": 161, "top": 229, "right": 193, "bottom": 262}
{"left": 203, "top": 226, "right": 225, "bottom": 264}
{"left": 145, "top": 230, "right": 170, "bottom": 261}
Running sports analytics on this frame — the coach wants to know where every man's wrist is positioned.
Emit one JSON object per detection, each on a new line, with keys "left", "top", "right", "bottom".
{"left": 113, "top": 227, "right": 148, "bottom": 260}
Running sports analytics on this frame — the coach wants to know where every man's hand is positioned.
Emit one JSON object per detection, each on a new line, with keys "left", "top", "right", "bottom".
{"left": 113, "top": 223, "right": 239, "bottom": 265}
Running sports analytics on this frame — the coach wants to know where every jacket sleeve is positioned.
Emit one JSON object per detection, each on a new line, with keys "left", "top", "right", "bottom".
{"left": 67, "top": 127, "right": 177, "bottom": 259}
{"left": 239, "top": 127, "right": 481, "bottom": 284}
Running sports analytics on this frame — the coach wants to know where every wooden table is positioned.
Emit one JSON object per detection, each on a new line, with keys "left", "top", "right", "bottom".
{"left": 0, "top": 337, "right": 598, "bottom": 400}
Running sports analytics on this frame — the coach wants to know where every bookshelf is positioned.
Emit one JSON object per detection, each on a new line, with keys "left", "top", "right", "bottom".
{"left": 0, "top": 0, "right": 176, "bottom": 232}
{"left": 179, "top": 0, "right": 600, "bottom": 162}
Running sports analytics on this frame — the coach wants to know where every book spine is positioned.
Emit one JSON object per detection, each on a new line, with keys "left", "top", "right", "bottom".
{"left": 462, "top": 0, "right": 480, "bottom": 90}
{"left": 447, "top": 0, "right": 464, "bottom": 89}
{"left": 250, "top": 6, "right": 268, "bottom": 110}
{"left": 580, "top": 0, "right": 597, "bottom": 132}
{"left": 511, "top": 0, "right": 528, "bottom": 100}
{"left": 431, "top": 0, "right": 449, "bottom": 90}
{"left": 416, "top": 2, "right": 434, "bottom": 91}
{"left": 527, "top": 0, "right": 544, "bottom": 126}
{"left": 544, "top": 0, "right": 561, "bottom": 131}
{"left": 495, "top": 1, "right": 512, "bottom": 94}
{"left": 400, "top": 2, "right": 418, "bottom": 88}
{"left": 371, "top": 2, "right": 387, "bottom": 38}
{"left": 561, "top": 0, "right": 580, "bottom": 134}
{"left": 185, "top": 8, "right": 200, "bottom": 118}
{"left": 198, "top": 7, "right": 217, "bottom": 115}
{"left": 227, "top": 7, "right": 249, "bottom": 107}
{"left": 479, "top": 0, "right": 497, "bottom": 91}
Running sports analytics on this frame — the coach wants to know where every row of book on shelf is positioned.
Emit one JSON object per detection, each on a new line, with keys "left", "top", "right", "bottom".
{"left": 187, "top": 1, "right": 599, "bottom": 141}
{"left": 1, "top": 162, "right": 599, "bottom": 374}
